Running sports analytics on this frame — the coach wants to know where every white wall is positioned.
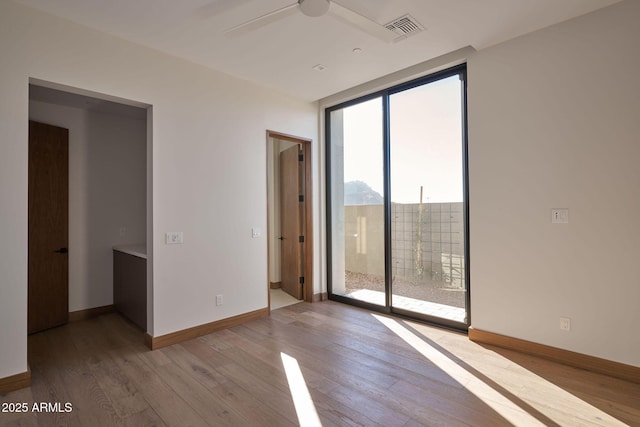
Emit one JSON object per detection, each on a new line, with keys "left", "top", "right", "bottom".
{"left": 468, "top": 0, "right": 640, "bottom": 367}
{"left": 29, "top": 100, "right": 146, "bottom": 312}
{"left": 0, "top": 0, "right": 317, "bottom": 379}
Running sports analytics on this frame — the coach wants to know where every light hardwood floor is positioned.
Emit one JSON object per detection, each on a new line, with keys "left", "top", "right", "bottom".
{"left": 1, "top": 301, "right": 639, "bottom": 426}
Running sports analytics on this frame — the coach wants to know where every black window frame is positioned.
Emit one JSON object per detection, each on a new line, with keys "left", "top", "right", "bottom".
{"left": 325, "top": 63, "right": 470, "bottom": 332}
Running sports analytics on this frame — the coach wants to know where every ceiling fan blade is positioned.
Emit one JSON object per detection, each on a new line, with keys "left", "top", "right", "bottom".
{"left": 329, "top": 2, "right": 396, "bottom": 43}
{"left": 224, "top": 3, "right": 299, "bottom": 37}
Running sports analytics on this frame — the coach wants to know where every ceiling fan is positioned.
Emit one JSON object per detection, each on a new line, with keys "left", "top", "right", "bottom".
{"left": 224, "top": 0, "right": 397, "bottom": 42}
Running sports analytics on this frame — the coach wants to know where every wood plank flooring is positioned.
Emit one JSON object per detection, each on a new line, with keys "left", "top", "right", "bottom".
{"left": 1, "top": 301, "right": 639, "bottom": 426}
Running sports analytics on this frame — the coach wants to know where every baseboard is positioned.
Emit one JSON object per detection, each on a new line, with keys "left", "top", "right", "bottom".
{"left": 469, "top": 327, "right": 640, "bottom": 384}
{"left": 313, "top": 292, "right": 328, "bottom": 302}
{"left": 270, "top": 282, "right": 281, "bottom": 289}
{"left": 0, "top": 368, "right": 31, "bottom": 394}
{"left": 145, "top": 307, "right": 269, "bottom": 350}
{"left": 68, "top": 304, "right": 115, "bottom": 322}
{"left": 144, "top": 332, "right": 153, "bottom": 349}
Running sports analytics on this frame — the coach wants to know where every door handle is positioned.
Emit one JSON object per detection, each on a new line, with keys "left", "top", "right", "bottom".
{"left": 54, "top": 247, "right": 68, "bottom": 254}
{"left": 277, "top": 236, "right": 284, "bottom": 240}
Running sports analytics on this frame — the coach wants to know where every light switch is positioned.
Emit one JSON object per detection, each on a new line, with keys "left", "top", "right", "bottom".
{"left": 252, "top": 227, "right": 261, "bottom": 238}
{"left": 551, "top": 209, "right": 569, "bottom": 224}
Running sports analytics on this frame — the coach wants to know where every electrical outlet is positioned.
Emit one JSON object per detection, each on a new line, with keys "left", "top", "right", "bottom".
{"left": 165, "top": 232, "right": 183, "bottom": 244}
{"left": 216, "top": 295, "right": 223, "bottom": 306}
{"left": 560, "top": 317, "right": 571, "bottom": 331}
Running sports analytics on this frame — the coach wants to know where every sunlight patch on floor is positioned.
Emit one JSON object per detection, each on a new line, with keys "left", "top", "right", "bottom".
{"left": 281, "top": 352, "right": 323, "bottom": 427}
{"left": 373, "top": 313, "right": 547, "bottom": 426}
{"left": 417, "top": 329, "right": 631, "bottom": 426}
{"left": 374, "top": 314, "right": 630, "bottom": 427}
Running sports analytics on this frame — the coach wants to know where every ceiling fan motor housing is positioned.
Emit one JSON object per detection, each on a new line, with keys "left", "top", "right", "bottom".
{"left": 299, "top": 0, "right": 330, "bottom": 17}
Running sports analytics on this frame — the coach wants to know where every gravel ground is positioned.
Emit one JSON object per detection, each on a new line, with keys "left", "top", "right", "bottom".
{"left": 345, "top": 271, "right": 466, "bottom": 308}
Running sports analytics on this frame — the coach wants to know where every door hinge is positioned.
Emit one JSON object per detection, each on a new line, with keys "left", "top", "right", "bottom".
{"left": 298, "top": 153, "right": 304, "bottom": 161}
{"left": 299, "top": 235, "right": 304, "bottom": 243}
{"left": 299, "top": 194, "right": 304, "bottom": 202}
{"left": 299, "top": 276, "right": 305, "bottom": 284}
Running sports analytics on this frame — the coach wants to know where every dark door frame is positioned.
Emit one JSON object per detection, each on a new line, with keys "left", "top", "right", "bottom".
{"left": 266, "top": 130, "right": 314, "bottom": 304}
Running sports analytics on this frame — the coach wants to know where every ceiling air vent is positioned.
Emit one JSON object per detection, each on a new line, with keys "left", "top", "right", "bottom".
{"left": 385, "top": 14, "right": 424, "bottom": 41}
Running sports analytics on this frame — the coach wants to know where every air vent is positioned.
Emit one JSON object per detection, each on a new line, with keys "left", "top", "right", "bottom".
{"left": 385, "top": 14, "right": 424, "bottom": 41}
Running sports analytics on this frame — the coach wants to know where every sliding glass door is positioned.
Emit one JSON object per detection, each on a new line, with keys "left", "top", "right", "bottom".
{"left": 389, "top": 74, "right": 467, "bottom": 324}
{"left": 327, "top": 65, "right": 469, "bottom": 329}
{"left": 327, "top": 96, "right": 386, "bottom": 307}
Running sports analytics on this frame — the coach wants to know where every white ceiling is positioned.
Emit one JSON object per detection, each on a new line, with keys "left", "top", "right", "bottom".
{"left": 14, "top": 0, "right": 620, "bottom": 101}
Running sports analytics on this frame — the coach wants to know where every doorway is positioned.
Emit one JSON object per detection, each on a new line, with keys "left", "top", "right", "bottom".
{"left": 266, "top": 130, "right": 313, "bottom": 308}
{"left": 28, "top": 81, "right": 151, "bottom": 334}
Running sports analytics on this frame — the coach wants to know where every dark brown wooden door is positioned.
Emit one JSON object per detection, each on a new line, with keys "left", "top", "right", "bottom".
{"left": 28, "top": 120, "right": 69, "bottom": 334}
{"left": 280, "top": 145, "right": 304, "bottom": 300}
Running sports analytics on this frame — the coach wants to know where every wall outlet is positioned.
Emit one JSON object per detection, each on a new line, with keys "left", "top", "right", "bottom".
{"left": 216, "top": 295, "right": 223, "bottom": 306}
{"left": 560, "top": 317, "right": 571, "bottom": 331}
{"left": 165, "top": 231, "right": 183, "bottom": 244}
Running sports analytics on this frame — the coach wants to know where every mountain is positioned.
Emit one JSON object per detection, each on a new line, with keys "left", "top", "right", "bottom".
{"left": 344, "top": 180, "right": 383, "bottom": 205}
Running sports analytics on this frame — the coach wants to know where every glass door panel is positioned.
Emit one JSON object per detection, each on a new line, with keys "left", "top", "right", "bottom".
{"left": 328, "top": 97, "right": 386, "bottom": 307}
{"left": 327, "top": 65, "right": 469, "bottom": 329}
{"left": 389, "top": 75, "right": 467, "bottom": 323}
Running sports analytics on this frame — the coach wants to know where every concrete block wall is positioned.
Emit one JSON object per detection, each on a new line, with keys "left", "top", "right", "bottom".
{"left": 343, "top": 202, "right": 466, "bottom": 288}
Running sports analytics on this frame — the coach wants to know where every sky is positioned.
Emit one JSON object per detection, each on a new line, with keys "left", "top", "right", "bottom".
{"left": 340, "top": 75, "right": 464, "bottom": 204}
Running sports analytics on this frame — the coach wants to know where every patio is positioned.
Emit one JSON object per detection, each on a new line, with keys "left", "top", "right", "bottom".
{"left": 339, "top": 271, "right": 467, "bottom": 323}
